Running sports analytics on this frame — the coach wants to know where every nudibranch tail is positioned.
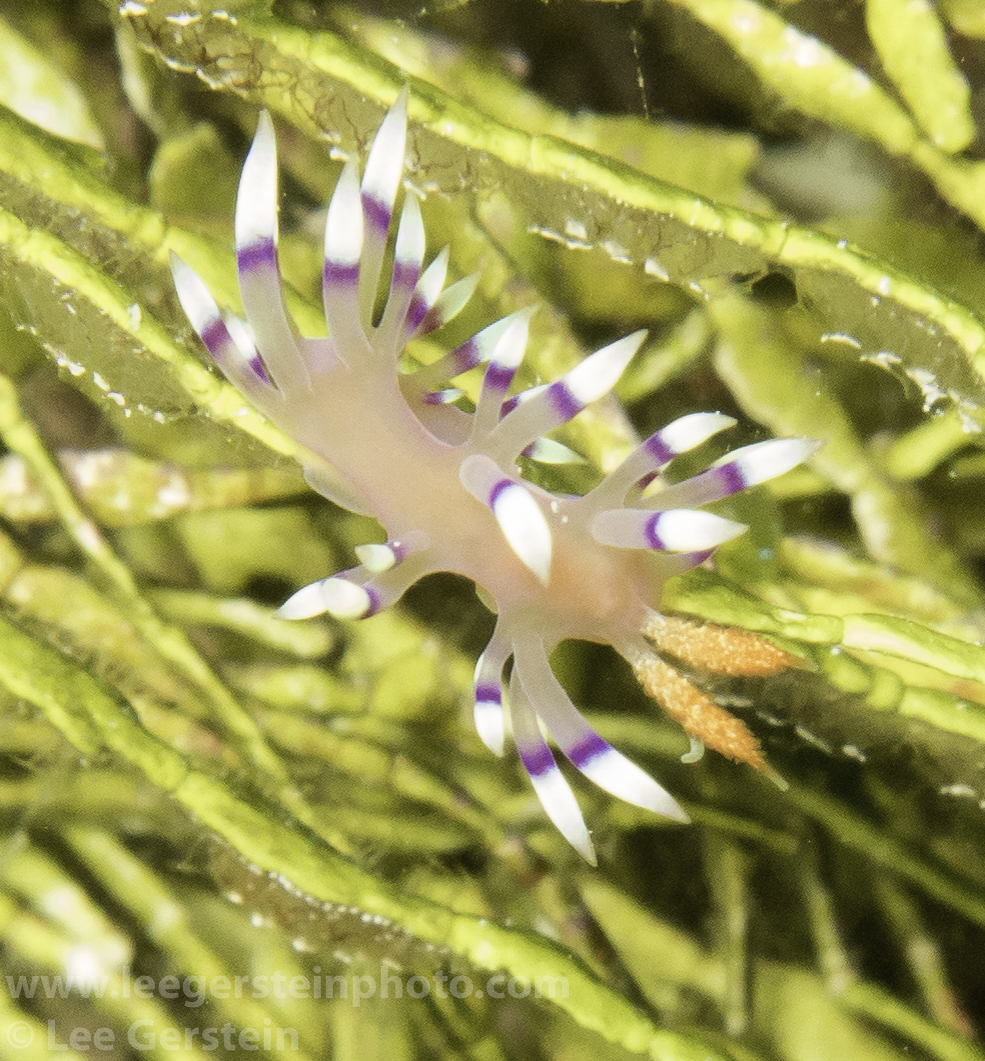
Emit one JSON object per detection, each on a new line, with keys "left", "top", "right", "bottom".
{"left": 171, "top": 92, "right": 817, "bottom": 861}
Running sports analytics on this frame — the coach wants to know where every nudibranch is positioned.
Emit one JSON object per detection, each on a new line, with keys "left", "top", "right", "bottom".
{"left": 171, "top": 90, "right": 816, "bottom": 863}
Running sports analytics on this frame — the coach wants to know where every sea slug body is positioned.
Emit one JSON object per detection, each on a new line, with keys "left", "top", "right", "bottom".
{"left": 172, "top": 90, "right": 817, "bottom": 863}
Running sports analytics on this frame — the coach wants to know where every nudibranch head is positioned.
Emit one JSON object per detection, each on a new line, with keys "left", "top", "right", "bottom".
{"left": 172, "top": 89, "right": 817, "bottom": 863}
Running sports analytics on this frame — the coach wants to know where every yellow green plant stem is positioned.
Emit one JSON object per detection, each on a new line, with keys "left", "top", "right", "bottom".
{"left": 60, "top": 829, "right": 322, "bottom": 1061}
{"left": 0, "top": 971, "right": 87, "bottom": 1061}
{"left": 663, "top": 0, "right": 985, "bottom": 231}
{"left": 0, "top": 611, "right": 726, "bottom": 1061}
{"left": 580, "top": 876, "right": 962, "bottom": 1061}
{"left": 0, "top": 889, "right": 210, "bottom": 1060}
{"left": 0, "top": 203, "right": 296, "bottom": 459}
{"left": 0, "top": 845, "right": 130, "bottom": 967}
{"left": 785, "top": 784, "right": 985, "bottom": 930}
{"left": 0, "top": 366, "right": 321, "bottom": 836}
{"left": 150, "top": 589, "right": 333, "bottom": 658}
{"left": 0, "top": 449, "right": 304, "bottom": 528}
{"left": 703, "top": 832, "right": 751, "bottom": 1036}
{"left": 795, "top": 838, "right": 855, "bottom": 995}
{"left": 708, "top": 293, "right": 977, "bottom": 603}
{"left": 873, "top": 874, "right": 971, "bottom": 1037}
{"left": 108, "top": 1, "right": 985, "bottom": 433}
{"left": 841, "top": 982, "right": 984, "bottom": 1061}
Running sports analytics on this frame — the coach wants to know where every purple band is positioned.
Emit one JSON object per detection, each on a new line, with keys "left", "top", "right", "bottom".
{"left": 484, "top": 360, "right": 516, "bottom": 394}
{"left": 200, "top": 316, "right": 229, "bottom": 359}
{"left": 323, "top": 260, "right": 360, "bottom": 290}
{"left": 406, "top": 293, "right": 429, "bottom": 333}
{"left": 450, "top": 338, "right": 480, "bottom": 373}
{"left": 714, "top": 461, "right": 748, "bottom": 496}
{"left": 248, "top": 355, "right": 271, "bottom": 383}
{"left": 644, "top": 432, "right": 674, "bottom": 466}
{"left": 391, "top": 259, "right": 420, "bottom": 292}
{"left": 474, "top": 683, "right": 502, "bottom": 706}
{"left": 361, "top": 192, "right": 391, "bottom": 239}
{"left": 644, "top": 513, "right": 665, "bottom": 551}
{"left": 237, "top": 238, "right": 276, "bottom": 275}
{"left": 363, "top": 586, "right": 382, "bottom": 618}
{"left": 519, "top": 744, "right": 554, "bottom": 779}
{"left": 488, "top": 478, "right": 513, "bottom": 509}
{"left": 548, "top": 381, "right": 581, "bottom": 423}
{"left": 567, "top": 732, "right": 608, "bottom": 770}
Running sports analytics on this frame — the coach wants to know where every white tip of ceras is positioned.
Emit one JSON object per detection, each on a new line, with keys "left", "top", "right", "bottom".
{"left": 714, "top": 436, "right": 821, "bottom": 486}
{"left": 473, "top": 639, "right": 511, "bottom": 756}
{"left": 325, "top": 159, "right": 365, "bottom": 272}
{"left": 459, "top": 454, "right": 553, "bottom": 585}
{"left": 277, "top": 577, "right": 375, "bottom": 620}
{"left": 408, "top": 247, "right": 450, "bottom": 331}
{"left": 361, "top": 87, "right": 408, "bottom": 218}
{"left": 235, "top": 110, "right": 278, "bottom": 249}
{"left": 169, "top": 253, "right": 218, "bottom": 336}
{"left": 170, "top": 254, "right": 260, "bottom": 373}
{"left": 473, "top": 689, "right": 506, "bottom": 756}
{"left": 529, "top": 765, "right": 597, "bottom": 865}
{"left": 353, "top": 531, "right": 428, "bottom": 573}
{"left": 354, "top": 543, "right": 397, "bottom": 573}
{"left": 649, "top": 509, "right": 747, "bottom": 551}
{"left": 493, "top": 482, "right": 552, "bottom": 586}
{"left": 523, "top": 437, "right": 585, "bottom": 464}
{"left": 563, "top": 329, "right": 648, "bottom": 406}
{"left": 393, "top": 193, "right": 425, "bottom": 276}
{"left": 222, "top": 312, "right": 258, "bottom": 362}
{"left": 660, "top": 411, "right": 737, "bottom": 454}
{"left": 577, "top": 747, "right": 690, "bottom": 822}
{"left": 418, "top": 274, "right": 480, "bottom": 336}
{"left": 488, "top": 309, "right": 535, "bottom": 380}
